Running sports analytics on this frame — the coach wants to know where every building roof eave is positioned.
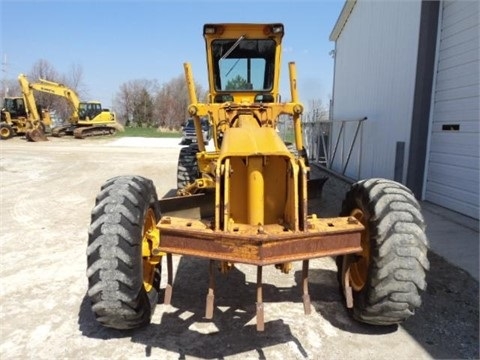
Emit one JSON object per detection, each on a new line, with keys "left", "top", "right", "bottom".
{"left": 329, "top": 0, "right": 357, "bottom": 41}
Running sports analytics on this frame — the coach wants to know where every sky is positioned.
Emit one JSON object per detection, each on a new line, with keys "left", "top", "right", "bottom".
{"left": 1, "top": 0, "right": 345, "bottom": 110}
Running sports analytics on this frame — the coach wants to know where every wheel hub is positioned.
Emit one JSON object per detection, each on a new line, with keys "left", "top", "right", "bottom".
{"left": 142, "top": 208, "right": 161, "bottom": 292}
{"left": 348, "top": 208, "right": 370, "bottom": 291}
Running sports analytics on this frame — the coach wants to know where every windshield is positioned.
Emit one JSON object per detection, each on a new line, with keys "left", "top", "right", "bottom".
{"left": 212, "top": 38, "right": 276, "bottom": 92}
{"left": 79, "top": 102, "right": 102, "bottom": 120}
{"left": 184, "top": 118, "right": 209, "bottom": 130}
{"left": 3, "top": 98, "right": 13, "bottom": 111}
{"left": 3, "top": 98, "right": 24, "bottom": 112}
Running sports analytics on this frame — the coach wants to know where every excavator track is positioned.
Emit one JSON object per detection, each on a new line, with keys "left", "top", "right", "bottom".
{"left": 73, "top": 125, "right": 117, "bottom": 139}
{"left": 51, "top": 125, "right": 74, "bottom": 137}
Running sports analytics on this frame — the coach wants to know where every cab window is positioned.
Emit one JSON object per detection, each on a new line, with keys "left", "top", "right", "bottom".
{"left": 212, "top": 38, "right": 276, "bottom": 92}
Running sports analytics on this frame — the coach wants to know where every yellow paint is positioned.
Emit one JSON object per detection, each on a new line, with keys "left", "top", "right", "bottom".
{"left": 247, "top": 157, "right": 264, "bottom": 225}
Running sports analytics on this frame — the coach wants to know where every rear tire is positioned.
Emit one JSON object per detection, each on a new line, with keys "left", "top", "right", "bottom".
{"left": 337, "top": 178, "right": 429, "bottom": 325}
{"left": 86, "top": 175, "right": 162, "bottom": 329}
{"left": 177, "top": 144, "right": 199, "bottom": 190}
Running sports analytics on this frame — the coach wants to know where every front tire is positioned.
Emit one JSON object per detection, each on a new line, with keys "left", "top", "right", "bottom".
{"left": 0, "top": 123, "right": 14, "bottom": 140}
{"left": 86, "top": 175, "right": 162, "bottom": 329}
{"left": 337, "top": 178, "right": 429, "bottom": 325}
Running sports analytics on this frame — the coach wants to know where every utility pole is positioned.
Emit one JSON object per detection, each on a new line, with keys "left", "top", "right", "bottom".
{"left": 2, "top": 54, "right": 7, "bottom": 97}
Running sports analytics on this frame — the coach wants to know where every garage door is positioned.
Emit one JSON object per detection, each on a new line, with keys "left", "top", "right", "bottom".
{"left": 425, "top": 0, "right": 479, "bottom": 219}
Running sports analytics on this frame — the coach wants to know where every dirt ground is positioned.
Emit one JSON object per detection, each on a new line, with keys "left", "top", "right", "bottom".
{"left": 1, "top": 136, "right": 478, "bottom": 360}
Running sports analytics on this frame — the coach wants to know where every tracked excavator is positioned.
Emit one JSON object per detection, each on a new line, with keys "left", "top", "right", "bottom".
{"left": 86, "top": 23, "right": 429, "bottom": 332}
{"left": 1, "top": 76, "right": 52, "bottom": 141}
{"left": 18, "top": 74, "right": 121, "bottom": 139}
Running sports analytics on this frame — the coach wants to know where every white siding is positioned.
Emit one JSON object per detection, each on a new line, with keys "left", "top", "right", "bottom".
{"left": 425, "top": 0, "right": 480, "bottom": 219}
{"left": 330, "top": 1, "right": 422, "bottom": 180}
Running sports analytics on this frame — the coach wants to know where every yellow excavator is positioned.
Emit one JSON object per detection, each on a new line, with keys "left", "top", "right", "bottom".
{"left": 1, "top": 78, "right": 52, "bottom": 141}
{"left": 18, "top": 74, "right": 121, "bottom": 139}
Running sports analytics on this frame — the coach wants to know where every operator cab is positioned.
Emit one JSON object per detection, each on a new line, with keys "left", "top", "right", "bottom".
{"left": 2, "top": 97, "right": 27, "bottom": 118}
{"left": 78, "top": 102, "right": 102, "bottom": 120}
{"left": 204, "top": 23, "right": 284, "bottom": 104}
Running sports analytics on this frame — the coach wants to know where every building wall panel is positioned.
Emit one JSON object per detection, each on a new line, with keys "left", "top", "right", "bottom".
{"left": 330, "top": 0, "right": 422, "bottom": 180}
{"left": 425, "top": 0, "right": 480, "bottom": 219}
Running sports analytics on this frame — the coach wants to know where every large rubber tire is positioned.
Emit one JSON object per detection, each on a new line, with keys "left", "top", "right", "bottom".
{"left": 337, "top": 178, "right": 429, "bottom": 325}
{"left": 177, "top": 144, "right": 199, "bottom": 190}
{"left": 0, "top": 123, "right": 14, "bottom": 140}
{"left": 86, "top": 175, "right": 162, "bottom": 329}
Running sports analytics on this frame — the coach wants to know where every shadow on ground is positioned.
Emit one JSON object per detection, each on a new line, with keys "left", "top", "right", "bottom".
{"left": 77, "top": 166, "right": 478, "bottom": 358}
{"left": 78, "top": 256, "right": 308, "bottom": 358}
{"left": 78, "top": 251, "right": 478, "bottom": 359}
{"left": 311, "top": 166, "right": 479, "bottom": 359}
{"left": 402, "top": 251, "right": 479, "bottom": 359}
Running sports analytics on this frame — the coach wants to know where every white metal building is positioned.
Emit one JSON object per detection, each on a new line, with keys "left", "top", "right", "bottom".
{"left": 329, "top": 0, "right": 479, "bottom": 219}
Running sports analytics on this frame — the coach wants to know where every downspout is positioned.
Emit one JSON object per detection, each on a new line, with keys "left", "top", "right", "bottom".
{"left": 406, "top": 0, "right": 440, "bottom": 198}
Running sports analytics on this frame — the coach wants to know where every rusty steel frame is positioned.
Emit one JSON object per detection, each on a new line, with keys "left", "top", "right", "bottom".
{"left": 158, "top": 217, "right": 363, "bottom": 265}
{"left": 157, "top": 216, "right": 363, "bottom": 331}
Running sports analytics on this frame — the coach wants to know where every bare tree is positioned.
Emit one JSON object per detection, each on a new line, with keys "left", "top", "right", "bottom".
{"left": 26, "top": 59, "right": 87, "bottom": 122}
{"left": 154, "top": 75, "right": 207, "bottom": 130}
{"left": 306, "top": 98, "right": 329, "bottom": 122}
{"left": 154, "top": 75, "right": 188, "bottom": 130}
{"left": 27, "top": 59, "right": 61, "bottom": 117}
{"left": 54, "top": 64, "right": 88, "bottom": 121}
{"left": 114, "top": 82, "right": 133, "bottom": 126}
{"left": 113, "top": 74, "right": 207, "bottom": 130}
{"left": 0, "top": 78, "right": 20, "bottom": 99}
{"left": 302, "top": 98, "right": 330, "bottom": 162}
{"left": 29, "top": 59, "right": 59, "bottom": 81}
{"left": 64, "top": 63, "right": 88, "bottom": 99}
{"left": 113, "top": 79, "right": 159, "bottom": 127}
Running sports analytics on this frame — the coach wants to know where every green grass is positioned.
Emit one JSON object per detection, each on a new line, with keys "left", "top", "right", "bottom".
{"left": 116, "top": 127, "right": 181, "bottom": 138}
{"left": 115, "top": 126, "right": 295, "bottom": 142}
{"left": 279, "top": 129, "right": 295, "bottom": 144}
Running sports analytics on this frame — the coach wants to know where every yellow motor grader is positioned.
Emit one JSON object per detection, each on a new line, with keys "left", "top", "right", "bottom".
{"left": 86, "top": 23, "right": 429, "bottom": 331}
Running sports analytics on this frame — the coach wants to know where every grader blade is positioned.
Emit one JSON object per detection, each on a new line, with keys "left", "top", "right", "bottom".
{"left": 307, "top": 176, "right": 328, "bottom": 199}
{"left": 158, "top": 192, "right": 214, "bottom": 220}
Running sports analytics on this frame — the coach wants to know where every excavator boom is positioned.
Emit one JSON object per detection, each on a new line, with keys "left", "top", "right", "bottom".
{"left": 21, "top": 75, "right": 81, "bottom": 122}
{"left": 17, "top": 74, "right": 121, "bottom": 139}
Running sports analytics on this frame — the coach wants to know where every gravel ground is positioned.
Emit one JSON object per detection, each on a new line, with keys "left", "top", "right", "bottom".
{"left": 0, "top": 136, "right": 478, "bottom": 359}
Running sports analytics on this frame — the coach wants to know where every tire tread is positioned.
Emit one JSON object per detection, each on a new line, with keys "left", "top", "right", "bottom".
{"left": 86, "top": 175, "right": 160, "bottom": 329}
{"left": 339, "top": 178, "right": 429, "bottom": 325}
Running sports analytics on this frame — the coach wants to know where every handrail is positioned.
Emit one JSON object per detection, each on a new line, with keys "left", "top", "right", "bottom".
{"left": 303, "top": 117, "right": 367, "bottom": 177}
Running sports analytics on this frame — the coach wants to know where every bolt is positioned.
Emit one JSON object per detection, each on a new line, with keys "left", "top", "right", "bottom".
{"left": 347, "top": 216, "right": 358, "bottom": 224}
{"left": 161, "top": 217, "right": 172, "bottom": 225}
